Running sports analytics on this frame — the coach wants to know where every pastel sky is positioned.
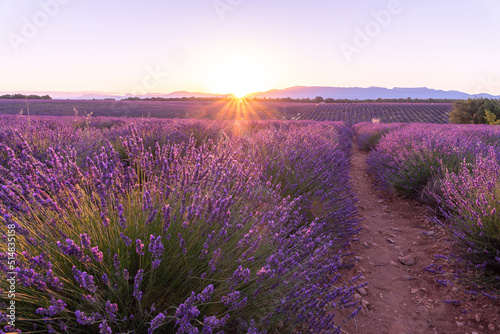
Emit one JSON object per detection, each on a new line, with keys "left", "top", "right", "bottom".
{"left": 1, "top": 0, "right": 499, "bottom": 96}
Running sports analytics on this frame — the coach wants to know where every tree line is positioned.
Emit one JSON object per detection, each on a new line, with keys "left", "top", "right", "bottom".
{"left": 449, "top": 98, "right": 500, "bottom": 124}
{"left": 123, "top": 96, "right": 462, "bottom": 104}
{"left": 0, "top": 94, "right": 52, "bottom": 99}
{"left": 122, "top": 97, "right": 224, "bottom": 102}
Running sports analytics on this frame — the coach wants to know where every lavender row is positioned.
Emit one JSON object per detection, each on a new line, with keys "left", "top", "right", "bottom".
{"left": 0, "top": 100, "right": 450, "bottom": 124}
{"left": 0, "top": 116, "right": 361, "bottom": 333}
{"left": 363, "top": 123, "right": 500, "bottom": 196}
{"left": 433, "top": 149, "right": 500, "bottom": 292}
{"left": 284, "top": 103, "right": 450, "bottom": 125}
{"left": 360, "top": 123, "right": 500, "bottom": 294}
{"left": 352, "top": 122, "right": 408, "bottom": 151}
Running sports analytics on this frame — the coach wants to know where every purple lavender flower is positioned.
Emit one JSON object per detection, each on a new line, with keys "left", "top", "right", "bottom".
{"left": 1, "top": 325, "right": 20, "bottom": 333}
{"left": 247, "top": 319, "right": 263, "bottom": 334}
{"left": 162, "top": 204, "right": 171, "bottom": 234}
{"left": 57, "top": 239, "right": 90, "bottom": 263}
{"left": 120, "top": 232, "right": 132, "bottom": 247}
{"left": 142, "top": 190, "right": 153, "bottom": 212}
{"left": 72, "top": 266, "right": 97, "bottom": 293}
{"left": 221, "top": 291, "right": 240, "bottom": 306}
{"left": 196, "top": 285, "right": 214, "bottom": 303}
{"left": 105, "top": 301, "right": 118, "bottom": 321}
{"left": 230, "top": 266, "right": 251, "bottom": 284}
{"left": 133, "top": 269, "right": 144, "bottom": 301}
{"left": 136, "top": 239, "right": 145, "bottom": 256}
{"left": 177, "top": 233, "right": 186, "bottom": 255}
{"left": 152, "top": 259, "right": 161, "bottom": 269}
{"left": 202, "top": 314, "right": 229, "bottom": 333}
{"left": 35, "top": 298, "right": 66, "bottom": 317}
{"left": 116, "top": 200, "right": 127, "bottom": 228}
{"left": 113, "top": 254, "right": 120, "bottom": 273}
{"left": 101, "top": 213, "right": 110, "bottom": 227}
{"left": 208, "top": 248, "right": 221, "bottom": 272}
{"left": 148, "top": 312, "right": 167, "bottom": 334}
{"left": 99, "top": 320, "right": 112, "bottom": 334}
{"left": 75, "top": 310, "right": 94, "bottom": 325}
{"left": 59, "top": 320, "right": 67, "bottom": 331}
{"left": 80, "top": 234, "right": 91, "bottom": 249}
{"left": 175, "top": 292, "right": 200, "bottom": 331}
{"left": 91, "top": 246, "right": 104, "bottom": 262}
{"left": 149, "top": 235, "right": 164, "bottom": 258}
{"left": 28, "top": 253, "right": 52, "bottom": 270}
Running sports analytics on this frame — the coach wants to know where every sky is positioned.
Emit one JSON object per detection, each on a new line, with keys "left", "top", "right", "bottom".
{"left": 0, "top": 0, "right": 499, "bottom": 97}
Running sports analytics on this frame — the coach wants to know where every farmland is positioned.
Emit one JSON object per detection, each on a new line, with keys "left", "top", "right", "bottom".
{"left": 0, "top": 116, "right": 362, "bottom": 333}
{"left": 0, "top": 99, "right": 451, "bottom": 124}
{"left": 1, "top": 115, "right": 499, "bottom": 333}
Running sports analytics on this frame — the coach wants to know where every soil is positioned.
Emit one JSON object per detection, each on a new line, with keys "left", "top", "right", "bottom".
{"left": 340, "top": 145, "right": 500, "bottom": 334}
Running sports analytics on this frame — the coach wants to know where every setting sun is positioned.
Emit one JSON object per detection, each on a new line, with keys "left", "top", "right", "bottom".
{"left": 210, "top": 59, "right": 266, "bottom": 98}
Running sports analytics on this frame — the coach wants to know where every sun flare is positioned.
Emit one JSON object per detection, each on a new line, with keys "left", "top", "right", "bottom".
{"left": 211, "top": 59, "right": 265, "bottom": 98}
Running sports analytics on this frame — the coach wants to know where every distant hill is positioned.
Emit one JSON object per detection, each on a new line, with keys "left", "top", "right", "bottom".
{"left": 70, "top": 91, "right": 230, "bottom": 100}
{"left": 247, "top": 86, "right": 500, "bottom": 100}
{"left": 0, "top": 91, "right": 230, "bottom": 100}
{"left": 2, "top": 87, "right": 498, "bottom": 100}
{"left": 125, "top": 91, "right": 231, "bottom": 99}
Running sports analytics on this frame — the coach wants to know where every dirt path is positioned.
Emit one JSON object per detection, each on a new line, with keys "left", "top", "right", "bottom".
{"left": 342, "top": 145, "right": 500, "bottom": 334}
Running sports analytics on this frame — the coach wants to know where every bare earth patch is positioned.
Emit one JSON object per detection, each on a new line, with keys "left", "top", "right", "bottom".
{"left": 341, "top": 145, "right": 500, "bottom": 334}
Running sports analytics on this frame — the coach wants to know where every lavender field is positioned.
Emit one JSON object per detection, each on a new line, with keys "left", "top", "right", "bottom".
{"left": 2, "top": 115, "right": 499, "bottom": 333}
{"left": 0, "top": 100, "right": 451, "bottom": 124}
{"left": 0, "top": 116, "right": 362, "bottom": 333}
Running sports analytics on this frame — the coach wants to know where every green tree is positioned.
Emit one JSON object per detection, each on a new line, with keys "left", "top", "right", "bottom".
{"left": 449, "top": 98, "right": 500, "bottom": 124}
{"left": 485, "top": 110, "right": 500, "bottom": 125}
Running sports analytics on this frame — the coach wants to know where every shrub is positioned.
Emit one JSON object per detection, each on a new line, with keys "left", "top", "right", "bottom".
{"left": 450, "top": 98, "right": 500, "bottom": 124}
{"left": 366, "top": 124, "right": 500, "bottom": 198}
{"left": 239, "top": 123, "right": 359, "bottom": 246}
{"left": 432, "top": 148, "right": 500, "bottom": 292}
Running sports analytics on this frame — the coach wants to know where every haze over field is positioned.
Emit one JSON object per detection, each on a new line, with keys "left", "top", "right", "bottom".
{"left": 1, "top": 0, "right": 499, "bottom": 98}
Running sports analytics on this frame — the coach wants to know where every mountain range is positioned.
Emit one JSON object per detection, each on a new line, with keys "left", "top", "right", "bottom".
{"left": 246, "top": 86, "right": 500, "bottom": 100}
{"left": 2, "top": 86, "right": 499, "bottom": 100}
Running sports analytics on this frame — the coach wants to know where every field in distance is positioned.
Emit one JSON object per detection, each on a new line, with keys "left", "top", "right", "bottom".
{"left": 0, "top": 99, "right": 451, "bottom": 124}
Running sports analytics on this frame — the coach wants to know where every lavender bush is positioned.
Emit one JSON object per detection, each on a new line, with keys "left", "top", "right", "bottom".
{"left": 239, "top": 122, "right": 359, "bottom": 247}
{"left": 0, "top": 117, "right": 362, "bottom": 333}
{"left": 431, "top": 148, "right": 500, "bottom": 291}
{"left": 365, "top": 124, "right": 500, "bottom": 198}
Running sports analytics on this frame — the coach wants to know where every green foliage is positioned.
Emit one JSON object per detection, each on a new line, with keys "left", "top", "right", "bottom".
{"left": 0, "top": 94, "right": 51, "bottom": 99}
{"left": 314, "top": 96, "right": 324, "bottom": 103}
{"left": 485, "top": 110, "right": 500, "bottom": 125}
{"left": 450, "top": 98, "right": 500, "bottom": 124}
